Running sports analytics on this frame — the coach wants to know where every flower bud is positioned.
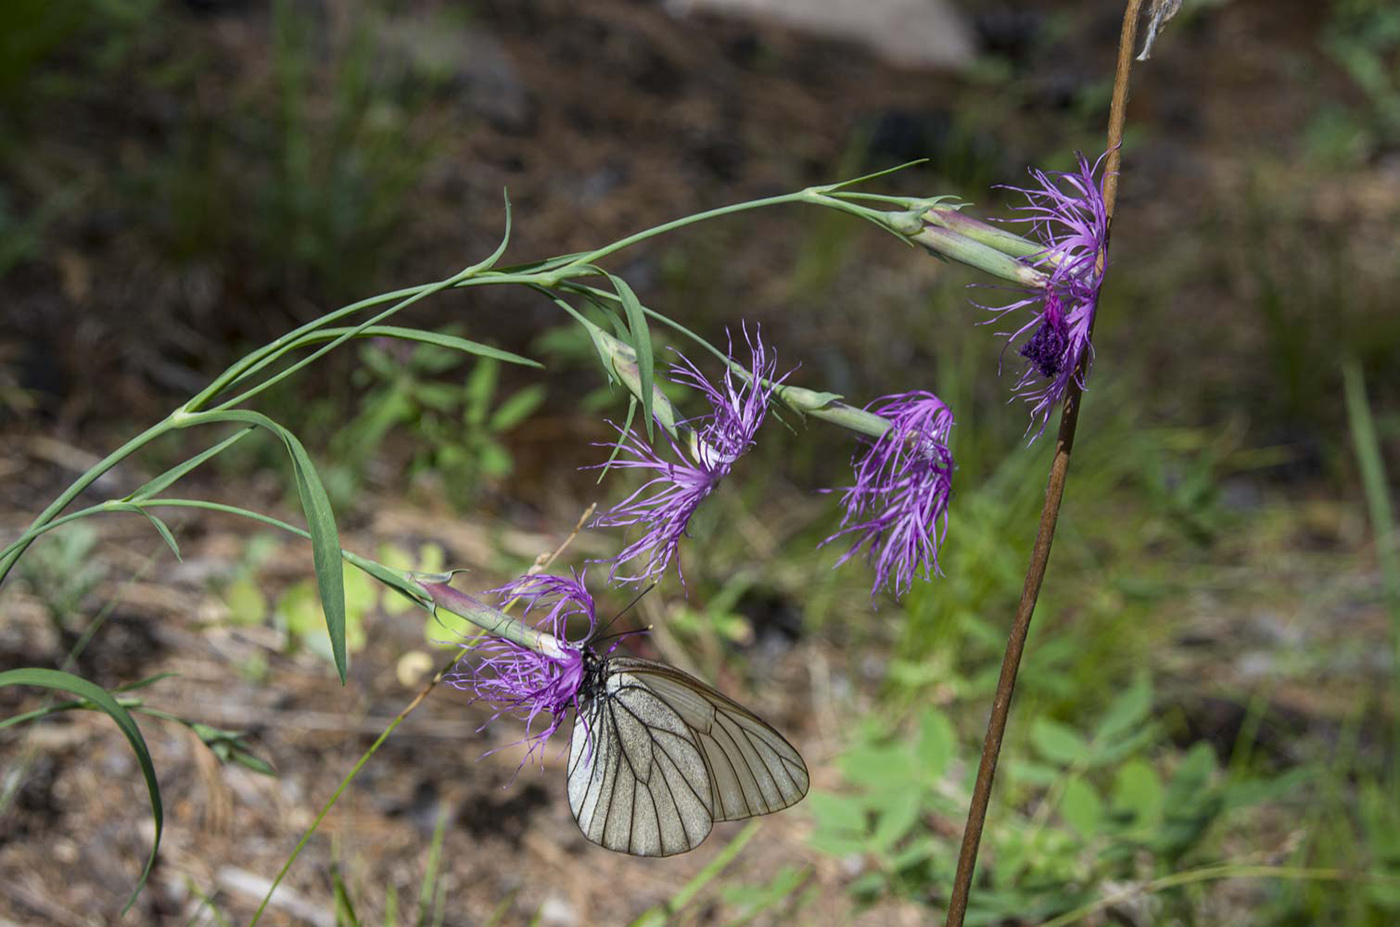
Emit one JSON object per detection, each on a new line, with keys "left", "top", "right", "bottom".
{"left": 586, "top": 326, "right": 679, "bottom": 437}
{"left": 921, "top": 205, "right": 1042, "bottom": 260}
{"left": 912, "top": 225, "right": 1048, "bottom": 288}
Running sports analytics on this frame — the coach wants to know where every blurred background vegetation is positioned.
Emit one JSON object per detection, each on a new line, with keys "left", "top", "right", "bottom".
{"left": 2, "top": 0, "right": 1399, "bottom": 924}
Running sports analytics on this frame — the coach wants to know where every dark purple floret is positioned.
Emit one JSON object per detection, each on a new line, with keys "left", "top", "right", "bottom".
{"left": 823, "top": 391, "right": 955, "bottom": 598}
{"left": 1017, "top": 292, "right": 1069, "bottom": 378}
{"left": 593, "top": 327, "right": 781, "bottom": 584}
{"left": 445, "top": 573, "right": 596, "bottom": 769}
{"left": 986, "top": 151, "right": 1110, "bottom": 436}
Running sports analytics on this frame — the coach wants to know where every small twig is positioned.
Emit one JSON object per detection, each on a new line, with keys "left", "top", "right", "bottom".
{"left": 248, "top": 504, "right": 595, "bottom": 927}
{"left": 943, "top": 3, "right": 1144, "bottom": 924}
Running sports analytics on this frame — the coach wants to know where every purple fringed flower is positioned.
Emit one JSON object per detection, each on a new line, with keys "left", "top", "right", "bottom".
{"left": 593, "top": 329, "right": 780, "bottom": 584}
{"left": 824, "top": 391, "right": 955, "bottom": 598}
{"left": 988, "top": 151, "right": 1110, "bottom": 435}
{"left": 445, "top": 573, "right": 595, "bottom": 768}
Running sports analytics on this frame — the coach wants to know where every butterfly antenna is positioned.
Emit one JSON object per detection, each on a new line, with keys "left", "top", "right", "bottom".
{"left": 593, "top": 583, "right": 655, "bottom": 640}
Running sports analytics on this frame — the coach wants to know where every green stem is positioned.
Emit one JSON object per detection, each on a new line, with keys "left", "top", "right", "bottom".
{"left": 0, "top": 418, "right": 175, "bottom": 584}
{"left": 420, "top": 581, "right": 562, "bottom": 657}
{"left": 209, "top": 272, "right": 470, "bottom": 412}
{"left": 1, "top": 183, "right": 916, "bottom": 591}
{"left": 186, "top": 283, "right": 433, "bottom": 411}
{"left": 553, "top": 192, "right": 805, "bottom": 272}
{"left": 248, "top": 708, "right": 416, "bottom": 926}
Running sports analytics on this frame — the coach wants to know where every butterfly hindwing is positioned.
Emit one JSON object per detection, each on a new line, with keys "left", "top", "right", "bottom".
{"left": 567, "top": 668, "right": 713, "bottom": 856}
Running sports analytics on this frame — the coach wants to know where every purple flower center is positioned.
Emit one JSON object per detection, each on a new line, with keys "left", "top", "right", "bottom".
{"left": 1018, "top": 293, "right": 1069, "bottom": 378}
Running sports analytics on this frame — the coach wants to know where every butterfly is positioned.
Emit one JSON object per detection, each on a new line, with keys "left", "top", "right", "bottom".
{"left": 566, "top": 648, "right": 810, "bottom": 857}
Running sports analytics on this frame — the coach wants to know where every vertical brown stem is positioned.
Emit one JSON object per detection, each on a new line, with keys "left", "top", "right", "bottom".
{"left": 943, "top": 3, "right": 1143, "bottom": 924}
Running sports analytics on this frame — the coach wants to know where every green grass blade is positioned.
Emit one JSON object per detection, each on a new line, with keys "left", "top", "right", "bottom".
{"left": 0, "top": 668, "right": 163, "bottom": 914}
{"left": 417, "top": 802, "right": 449, "bottom": 926}
{"left": 628, "top": 822, "right": 762, "bottom": 927}
{"left": 1343, "top": 358, "right": 1399, "bottom": 603}
{"left": 331, "top": 862, "right": 362, "bottom": 927}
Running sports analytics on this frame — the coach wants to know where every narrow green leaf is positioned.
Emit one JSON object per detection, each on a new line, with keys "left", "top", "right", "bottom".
{"left": 126, "top": 426, "right": 255, "bottom": 501}
{"left": 176, "top": 411, "right": 347, "bottom": 683}
{"left": 818, "top": 159, "right": 929, "bottom": 191}
{"left": 293, "top": 326, "right": 542, "bottom": 368}
{"left": 488, "top": 385, "right": 546, "bottom": 433}
{"left": 458, "top": 189, "right": 514, "bottom": 276}
{"left": 0, "top": 668, "right": 162, "bottom": 913}
{"left": 135, "top": 507, "right": 182, "bottom": 561}
{"left": 281, "top": 435, "right": 347, "bottom": 682}
{"left": 609, "top": 274, "right": 655, "bottom": 441}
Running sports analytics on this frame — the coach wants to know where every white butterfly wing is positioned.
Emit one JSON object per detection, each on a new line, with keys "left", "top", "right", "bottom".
{"left": 613, "top": 659, "right": 810, "bottom": 822}
{"left": 567, "top": 669, "right": 714, "bottom": 856}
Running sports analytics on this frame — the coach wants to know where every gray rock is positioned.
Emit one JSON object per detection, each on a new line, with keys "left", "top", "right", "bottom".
{"left": 669, "top": 0, "right": 977, "bottom": 71}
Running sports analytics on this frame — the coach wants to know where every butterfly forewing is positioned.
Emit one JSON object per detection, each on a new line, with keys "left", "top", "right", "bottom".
{"left": 567, "top": 654, "right": 810, "bottom": 856}
{"left": 567, "top": 668, "right": 713, "bottom": 856}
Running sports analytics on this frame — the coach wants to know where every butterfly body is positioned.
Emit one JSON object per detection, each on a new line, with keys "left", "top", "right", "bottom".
{"left": 567, "top": 651, "right": 809, "bottom": 856}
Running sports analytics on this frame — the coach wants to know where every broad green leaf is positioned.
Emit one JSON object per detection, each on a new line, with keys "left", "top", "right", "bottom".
{"left": 839, "top": 744, "right": 916, "bottom": 790}
{"left": 806, "top": 790, "right": 866, "bottom": 834}
{"left": 870, "top": 789, "right": 923, "bottom": 852}
{"left": 279, "top": 581, "right": 321, "bottom": 637}
{"left": 0, "top": 668, "right": 162, "bottom": 913}
{"left": 1059, "top": 778, "right": 1104, "bottom": 839}
{"left": 915, "top": 708, "right": 956, "bottom": 781}
{"left": 374, "top": 544, "right": 421, "bottom": 616}
{"left": 889, "top": 836, "right": 938, "bottom": 871}
{"left": 1111, "top": 757, "right": 1164, "bottom": 828}
{"left": 1094, "top": 674, "right": 1153, "bottom": 744}
{"left": 1005, "top": 759, "right": 1061, "bottom": 788}
{"left": 343, "top": 566, "right": 377, "bottom": 621}
{"left": 807, "top": 832, "right": 867, "bottom": 858}
{"left": 223, "top": 577, "right": 267, "bottom": 626}
{"left": 609, "top": 274, "right": 654, "bottom": 440}
{"left": 1031, "top": 717, "right": 1091, "bottom": 766}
